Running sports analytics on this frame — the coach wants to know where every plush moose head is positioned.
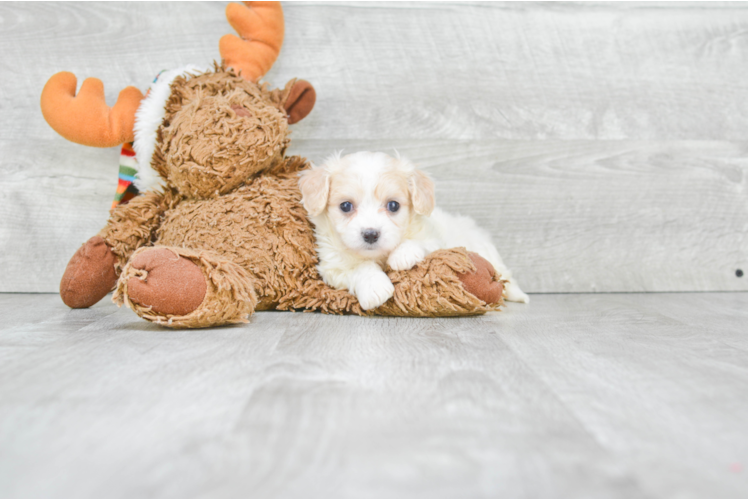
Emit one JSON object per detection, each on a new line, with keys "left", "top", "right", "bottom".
{"left": 40, "top": 1, "right": 316, "bottom": 201}
{"left": 140, "top": 66, "right": 314, "bottom": 198}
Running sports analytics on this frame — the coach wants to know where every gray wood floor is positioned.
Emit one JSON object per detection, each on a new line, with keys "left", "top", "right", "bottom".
{"left": 1, "top": 292, "right": 747, "bottom": 498}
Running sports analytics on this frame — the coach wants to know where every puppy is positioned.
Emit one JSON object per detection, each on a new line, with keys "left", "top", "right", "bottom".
{"left": 298, "top": 151, "right": 529, "bottom": 310}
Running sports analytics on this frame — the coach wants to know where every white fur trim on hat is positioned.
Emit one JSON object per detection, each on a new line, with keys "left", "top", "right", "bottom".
{"left": 132, "top": 65, "right": 207, "bottom": 192}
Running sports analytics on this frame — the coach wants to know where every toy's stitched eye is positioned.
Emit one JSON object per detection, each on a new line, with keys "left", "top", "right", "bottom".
{"left": 387, "top": 201, "right": 400, "bottom": 213}
{"left": 340, "top": 201, "right": 353, "bottom": 213}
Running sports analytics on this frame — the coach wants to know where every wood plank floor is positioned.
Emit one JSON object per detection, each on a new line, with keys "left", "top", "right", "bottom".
{"left": 1, "top": 292, "right": 746, "bottom": 497}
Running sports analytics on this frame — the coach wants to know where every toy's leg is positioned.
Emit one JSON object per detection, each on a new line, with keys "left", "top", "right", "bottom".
{"left": 59, "top": 190, "right": 181, "bottom": 309}
{"left": 113, "top": 246, "right": 257, "bottom": 328}
{"left": 376, "top": 248, "right": 505, "bottom": 317}
{"left": 279, "top": 248, "right": 504, "bottom": 317}
{"left": 457, "top": 252, "right": 505, "bottom": 305}
{"left": 475, "top": 250, "right": 529, "bottom": 303}
{"left": 60, "top": 236, "right": 119, "bottom": 308}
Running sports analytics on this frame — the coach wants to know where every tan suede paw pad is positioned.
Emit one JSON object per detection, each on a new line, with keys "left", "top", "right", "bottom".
{"left": 60, "top": 236, "right": 119, "bottom": 308}
{"left": 126, "top": 248, "right": 207, "bottom": 316}
{"left": 458, "top": 252, "right": 505, "bottom": 306}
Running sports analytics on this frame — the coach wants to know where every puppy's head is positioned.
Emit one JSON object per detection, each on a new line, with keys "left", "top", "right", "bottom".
{"left": 299, "top": 151, "right": 435, "bottom": 259}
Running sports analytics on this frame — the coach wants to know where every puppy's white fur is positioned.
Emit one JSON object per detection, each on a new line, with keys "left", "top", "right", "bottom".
{"left": 299, "top": 151, "right": 529, "bottom": 310}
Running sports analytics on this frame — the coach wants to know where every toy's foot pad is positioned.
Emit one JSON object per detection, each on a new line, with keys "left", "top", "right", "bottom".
{"left": 126, "top": 248, "right": 207, "bottom": 316}
{"left": 458, "top": 252, "right": 504, "bottom": 305}
{"left": 60, "top": 236, "right": 119, "bottom": 308}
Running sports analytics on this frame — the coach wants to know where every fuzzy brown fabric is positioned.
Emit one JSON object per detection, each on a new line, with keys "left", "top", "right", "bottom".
{"left": 155, "top": 157, "right": 317, "bottom": 310}
{"left": 378, "top": 249, "right": 502, "bottom": 316}
{"left": 281, "top": 248, "right": 500, "bottom": 318}
{"left": 63, "top": 65, "right": 504, "bottom": 328}
{"left": 155, "top": 65, "right": 290, "bottom": 199}
{"left": 99, "top": 188, "right": 183, "bottom": 271}
{"left": 60, "top": 236, "right": 118, "bottom": 308}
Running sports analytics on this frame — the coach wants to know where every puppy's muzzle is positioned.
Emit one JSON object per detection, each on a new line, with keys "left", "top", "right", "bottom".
{"left": 362, "top": 228, "right": 380, "bottom": 244}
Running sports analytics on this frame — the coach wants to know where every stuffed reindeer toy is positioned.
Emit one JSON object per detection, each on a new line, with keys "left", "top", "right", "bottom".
{"left": 41, "top": 1, "right": 506, "bottom": 328}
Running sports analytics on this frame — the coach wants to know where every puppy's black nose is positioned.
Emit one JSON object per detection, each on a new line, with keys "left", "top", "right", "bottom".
{"left": 362, "top": 229, "right": 380, "bottom": 244}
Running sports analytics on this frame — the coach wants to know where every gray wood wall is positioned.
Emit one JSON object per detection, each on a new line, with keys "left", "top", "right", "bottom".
{"left": 1, "top": 2, "right": 746, "bottom": 293}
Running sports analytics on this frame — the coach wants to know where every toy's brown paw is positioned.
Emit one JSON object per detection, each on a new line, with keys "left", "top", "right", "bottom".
{"left": 60, "top": 236, "right": 119, "bottom": 308}
{"left": 126, "top": 248, "right": 207, "bottom": 316}
{"left": 458, "top": 252, "right": 504, "bottom": 305}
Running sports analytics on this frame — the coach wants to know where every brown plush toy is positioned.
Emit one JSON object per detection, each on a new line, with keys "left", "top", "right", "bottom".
{"left": 41, "top": 1, "right": 505, "bottom": 328}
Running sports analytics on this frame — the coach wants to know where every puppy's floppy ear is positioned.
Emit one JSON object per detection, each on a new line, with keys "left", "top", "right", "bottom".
{"left": 409, "top": 169, "right": 435, "bottom": 216}
{"left": 298, "top": 166, "right": 330, "bottom": 216}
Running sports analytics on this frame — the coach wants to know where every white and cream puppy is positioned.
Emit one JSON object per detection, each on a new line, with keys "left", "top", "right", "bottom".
{"left": 298, "top": 151, "right": 529, "bottom": 310}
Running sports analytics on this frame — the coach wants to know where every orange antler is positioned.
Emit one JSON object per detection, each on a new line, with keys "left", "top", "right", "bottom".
{"left": 40, "top": 72, "right": 144, "bottom": 148}
{"left": 220, "top": 1, "right": 285, "bottom": 82}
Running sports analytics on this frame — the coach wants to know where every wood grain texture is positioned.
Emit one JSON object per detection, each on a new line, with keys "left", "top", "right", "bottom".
{"left": 0, "top": 292, "right": 747, "bottom": 497}
{"left": 282, "top": 2, "right": 748, "bottom": 141}
{"left": 1, "top": 2, "right": 747, "bottom": 292}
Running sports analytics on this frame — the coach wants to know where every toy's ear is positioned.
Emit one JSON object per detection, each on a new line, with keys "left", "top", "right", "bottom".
{"left": 283, "top": 79, "right": 316, "bottom": 124}
{"left": 298, "top": 166, "right": 329, "bottom": 216}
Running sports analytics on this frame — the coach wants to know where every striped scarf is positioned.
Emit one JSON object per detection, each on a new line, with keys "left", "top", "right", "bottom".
{"left": 111, "top": 70, "right": 168, "bottom": 210}
{"left": 112, "top": 142, "right": 140, "bottom": 210}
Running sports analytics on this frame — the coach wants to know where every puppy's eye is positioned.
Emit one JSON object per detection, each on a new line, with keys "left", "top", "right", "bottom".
{"left": 340, "top": 201, "right": 353, "bottom": 213}
{"left": 387, "top": 201, "right": 400, "bottom": 213}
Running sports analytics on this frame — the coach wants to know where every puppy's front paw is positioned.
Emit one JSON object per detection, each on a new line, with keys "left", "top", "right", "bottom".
{"left": 387, "top": 242, "right": 426, "bottom": 271}
{"left": 355, "top": 273, "right": 395, "bottom": 310}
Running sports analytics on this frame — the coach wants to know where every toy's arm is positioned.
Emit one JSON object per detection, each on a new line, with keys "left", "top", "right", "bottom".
{"left": 99, "top": 188, "right": 182, "bottom": 271}
{"left": 378, "top": 249, "right": 505, "bottom": 316}
{"left": 279, "top": 248, "right": 504, "bottom": 317}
